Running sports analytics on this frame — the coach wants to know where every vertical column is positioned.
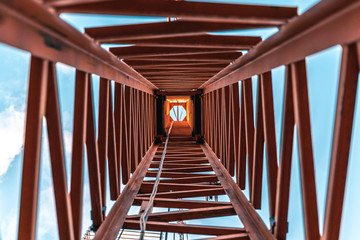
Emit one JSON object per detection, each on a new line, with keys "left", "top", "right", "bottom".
{"left": 261, "top": 71, "right": 278, "bottom": 219}
{"left": 226, "top": 85, "right": 235, "bottom": 176}
{"left": 252, "top": 75, "right": 264, "bottom": 209}
{"left": 107, "top": 82, "right": 120, "bottom": 200}
{"left": 243, "top": 78, "right": 255, "bottom": 198}
{"left": 291, "top": 60, "right": 319, "bottom": 240}
{"left": 231, "top": 83, "right": 240, "bottom": 178}
{"left": 238, "top": 85, "right": 247, "bottom": 190}
{"left": 114, "top": 83, "right": 123, "bottom": 188}
{"left": 70, "top": 70, "right": 88, "bottom": 239}
{"left": 98, "top": 78, "right": 109, "bottom": 204}
{"left": 194, "top": 93, "right": 202, "bottom": 138}
{"left": 223, "top": 87, "right": 230, "bottom": 170}
{"left": 85, "top": 74, "right": 104, "bottom": 225}
{"left": 275, "top": 65, "right": 295, "bottom": 240}
{"left": 322, "top": 43, "right": 359, "bottom": 240}
{"left": 121, "top": 86, "right": 130, "bottom": 184}
{"left": 18, "top": 56, "right": 49, "bottom": 240}
{"left": 45, "top": 62, "right": 75, "bottom": 240}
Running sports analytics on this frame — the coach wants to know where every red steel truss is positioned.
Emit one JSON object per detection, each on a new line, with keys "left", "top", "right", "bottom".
{"left": 0, "top": 0, "right": 359, "bottom": 240}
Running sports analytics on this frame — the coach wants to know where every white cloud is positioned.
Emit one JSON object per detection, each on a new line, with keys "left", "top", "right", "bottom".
{"left": 0, "top": 209, "right": 17, "bottom": 240}
{"left": 0, "top": 106, "right": 24, "bottom": 177}
{"left": 63, "top": 130, "right": 73, "bottom": 160}
{"left": 0, "top": 101, "right": 88, "bottom": 240}
{"left": 82, "top": 183, "right": 92, "bottom": 236}
{"left": 37, "top": 186, "right": 59, "bottom": 240}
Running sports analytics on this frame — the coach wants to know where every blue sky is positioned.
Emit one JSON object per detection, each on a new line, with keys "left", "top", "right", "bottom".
{"left": 1, "top": 0, "right": 360, "bottom": 239}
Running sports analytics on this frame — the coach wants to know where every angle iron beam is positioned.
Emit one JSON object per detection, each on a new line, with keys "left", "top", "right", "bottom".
{"left": 203, "top": 0, "right": 360, "bottom": 93}
{"left": 54, "top": 0, "right": 297, "bottom": 25}
{"left": 202, "top": 143, "right": 275, "bottom": 240}
{"left": 0, "top": 1, "right": 155, "bottom": 94}
{"left": 93, "top": 144, "right": 158, "bottom": 240}
{"left": 85, "top": 21, "right": 279, "bottom": 42}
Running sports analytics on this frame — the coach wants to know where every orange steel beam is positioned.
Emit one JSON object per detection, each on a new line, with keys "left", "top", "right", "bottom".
{"left": 10, "top": 1, "right": 360, "bottom": 240}
{"left": 54, "top": 0, "right": 297, "bottom": 25}
{"left": 94, "top": 140, "right": 255, "bottom": 239}
{"left": 45, "top": 62, "right": 76, "bottom": 240}
{"left": 110, "top": 46, "right": 239, "bottom": 58}
{"left": 126, "top": 205, "right": 236, "bottom": 222}
{"left": 107, "top": 82, "right": 120, "bottom": 199}
{"left": 322, "top": 43, "right": 359, "bottom": 240}
{"left": 231, "top": 83, "right": 240, "bottom": 176}
{"left": 251, "top": 76, "right": 264, "bottom": 210}
{"left": 133, "top": 64, "right": 228, "bottom": 70}
{"left": 157, "top": 83, "right": 211, "bottom": 89}
{"left": 137, "top": 188, "right": 225, "bottom": 199}
{"left": 121, "top": 86, "right": 130, "bottom": 184}
{"left": 122, "top": 52, "right": 242, "bottom": 62}
{"left": 225, "top": 85, "right": 235, "bottom": 176}
{"left": 142, "top": 72, "right": 216, "bottom": 77}
{"left": 114, "top": 82, "right": 122, "bottom": 188}
{"left": 19, "top": 57, "right": 77, "bottom": 240}
{"left": 70, "top": 70, "right": 88, "bottom": 239}
{"left": 93, "top": 144, "right": 158, "bottom": 240}
{"left": 132, "top": 197, "right": 231, "bottom": 209}
{"left": 114, "top": 142, "right": 255, "bottom": 239}
{"left": 202, "top": 234, "right": 250, "bottom": 240}
{"left": 0, "top": 1, "right": 155, "bottom": 94}
{"left": 260, "top": 71, "right": 278, "bottom": 219}
{"left": 243, "top": 79, "right": 255, "bottom": 200}
{"left": 85, "top": 73, "right": 104, "bottom": 226}
{"left": 153, "top": 83, "right": 204, "bottom": 86}
{"left": 157, "top": 88, "right": 200, "bottom": 91}
{"left": 139, "top": 182, "right": 220, "bottom": 192}
{"left": 98, "top": 78, "right": 110, "bottom": 204}
{"left": 85, "top": 21, "right": 274, "bottom": 42}
{"left": 202, "top": 0, "right": 360, "bottom": 92}
{"left": 145, "top": 175, "right": 218, "bottom": 183}
{"left": 274, "top": 65, "right": 294, "bottom": 240}
{"left": 18, "top": 57, "right": 49, "bottom": 240}
{"left": 146, "top": 79, "right": 211, "bottom": 85}
{"left": 102, "top": 34, "right": 261, "bottom": 49}
{"left": 149, "top": 81, "right": 211, "bottom": 85}
{"left": 128, "top": 88, "right": 136, "bottom": 173}
{"left": 154, "top": 90, "right": 202, "bottom": 95}
{"left": 122, "top": 220, "right": 246, "bottom": 236}
{"left": 144, "top": 74, "right": 214, "bottom": 78}
{"left": 291, "top": 60, "right": 319, "bottom": 240}
{"left": 18, "top": 53, "right": 156, "bottom": 240}
{"left": 136, "top": 67, "right": 224, "bottom": 72}
{"left": 202, "top": 143, "right": 275, "bottom": 240}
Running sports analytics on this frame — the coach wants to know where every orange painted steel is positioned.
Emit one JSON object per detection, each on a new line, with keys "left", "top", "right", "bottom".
{"left": 85, "top": 20, "right": 271, "bottom": 43}
{"left": 18, "top": 57, "right": 49, "bottom": 240}
{"left": 17, "top": 53, "right": 155, "bottom": 239}
{"left": 3, "top": 0, "right": 360, "bottom": 240}
{"left": 54, "top": 0, "right": 297, "bottom": 24}
{"left": 274, "top": 65, "right": 294, "bottom": 240}
{"left": 94, "top": 140, "right": 260, "bottom": 239}
{"left": 0, "top": 1, "right": 155, "bottom": 94}
{"left": 70, "top": 70, "right": 89, "bottom": 239}
{"left": 202, "top": 1, "right": 360, "bottom": 92}
{"left": 203, "top": 41, "right": 360, "bottom": 240}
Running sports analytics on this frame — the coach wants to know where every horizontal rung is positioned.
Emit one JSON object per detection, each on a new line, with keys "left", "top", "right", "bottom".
{"left": 144, "top": 175, "right": 218, "bottom": 184}
{"left": 133, "top": 197, "right": 232, "bottom": 209}
{"left": 127, "top": 205, "right": 235, "bottom": 222}
{"left": 123, "top": 220, "right": 246, "bottom": 236}
{"left": 140, "top": 182, "right": 221, "bottom": 193}
{"left": 137, "top": 188, "right": 226, "bottom": 199}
